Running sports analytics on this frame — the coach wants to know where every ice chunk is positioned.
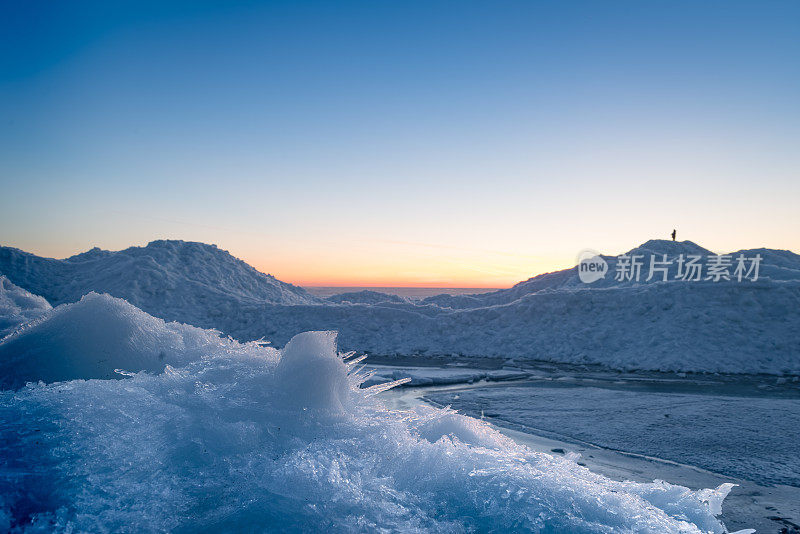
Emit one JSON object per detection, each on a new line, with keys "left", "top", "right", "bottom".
{"left": 274, "top": 331, "right": 353, "bottom": 413}
{"left": 697, "top": 483, "right": 736, "bottom": 516}
{"left": 412, "top": 404, "right": 516, "bottom": 449}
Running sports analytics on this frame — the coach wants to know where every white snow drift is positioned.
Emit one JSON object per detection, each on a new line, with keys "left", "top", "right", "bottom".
{"left": 0, "top": 294, "right": 738, "bottom": 532}
{"left": 2, "top": 239, "right": 798, "bottom": 375}
{"left": 0, "top": 292, "right": 238, "bottom": 389}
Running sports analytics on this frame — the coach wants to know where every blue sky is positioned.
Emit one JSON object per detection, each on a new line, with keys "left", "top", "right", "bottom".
{"left": 2, "top": 1, "right": 799, "bottom": 286}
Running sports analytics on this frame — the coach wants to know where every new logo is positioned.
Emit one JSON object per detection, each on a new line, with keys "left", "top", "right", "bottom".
{"left": 577, "top": 249, "right": 608, "bottom": 284}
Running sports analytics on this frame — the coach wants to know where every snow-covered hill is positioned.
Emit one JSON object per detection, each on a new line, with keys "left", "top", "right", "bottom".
{"left": 420, "top": 239, "right": 800, "bottom": 309}
{"left": 2, "top": 239, "right": 798, "bottom": 375}
{"left": 0, "top": 240, "right": 318, "bottom": 330}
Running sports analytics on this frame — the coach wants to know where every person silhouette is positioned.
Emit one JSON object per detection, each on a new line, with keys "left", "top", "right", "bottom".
{"left": 671, "top": 229, "right": 676, "bottom": 241}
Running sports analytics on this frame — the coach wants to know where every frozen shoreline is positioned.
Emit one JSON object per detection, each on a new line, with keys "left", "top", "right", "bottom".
{"left": 379, "top": 371, "right": 800, "bottom": 534}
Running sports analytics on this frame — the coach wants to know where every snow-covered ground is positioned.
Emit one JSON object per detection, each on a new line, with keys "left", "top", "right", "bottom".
{"left": 0, "top": 294, "right": 739, "bottom": 532}
{"left": 2, "top": 239, "right": 798, "bottom": 375}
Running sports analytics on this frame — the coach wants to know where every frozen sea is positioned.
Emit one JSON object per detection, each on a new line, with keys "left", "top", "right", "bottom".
{"left": 376, "top": 363, "right": 800, "bottom": 533}
{"left": 427, "top": 378, "right": 800, "bottom": 487}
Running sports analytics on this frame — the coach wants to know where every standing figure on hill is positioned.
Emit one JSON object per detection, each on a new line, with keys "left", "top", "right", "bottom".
{"left": 671, "top": 229, "right": 676, "bottom": 241}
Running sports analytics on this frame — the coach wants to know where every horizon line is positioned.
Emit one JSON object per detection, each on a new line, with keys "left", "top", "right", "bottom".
{"left": 299, "top": 284, "right": 509, "bottom": 289}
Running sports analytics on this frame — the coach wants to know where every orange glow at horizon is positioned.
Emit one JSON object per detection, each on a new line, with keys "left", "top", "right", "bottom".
{"left": 270, "top": 275, "right": 521, "bottom": 289}
{"left": 243, "top": 245, "right": 573, "bottom": 289}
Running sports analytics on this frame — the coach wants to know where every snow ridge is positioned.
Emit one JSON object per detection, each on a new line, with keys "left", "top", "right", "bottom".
{"left": 0, "top": 240, "right": 319, "bottom": 331}
{"left": 2, "top": 239, "right": 798, "bottom": 375}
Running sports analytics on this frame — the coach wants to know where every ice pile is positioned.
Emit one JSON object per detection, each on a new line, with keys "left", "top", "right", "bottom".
{"left": 0, "top": 276, "right": 51, "bottom": 338}
{"left": 0, "top": 295, "right": 736, "bottom": 532}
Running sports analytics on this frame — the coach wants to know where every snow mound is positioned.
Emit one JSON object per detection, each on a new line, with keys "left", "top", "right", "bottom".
{"left": 0, "top": 292, "right": 241, "bottom": 389}
{"left": 0, "top": 299, "right": 736, "bottom": 532}
{"left": 0, "top": 276, "right": 51, "bottom": 338}
{"left": 0, "top": 240, "right": 318, "bottom": 332}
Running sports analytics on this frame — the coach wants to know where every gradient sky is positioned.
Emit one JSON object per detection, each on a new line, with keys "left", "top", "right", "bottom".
{"left": 1, "top": 1, "right": 799, "bottom": 287}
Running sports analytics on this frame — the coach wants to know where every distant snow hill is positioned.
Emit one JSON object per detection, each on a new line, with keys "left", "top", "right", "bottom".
{"left": 1, "top": 239, "right": 799, "bottom": 374}
{"left": 0, "top": 240, "right": 318, "bottom": 334}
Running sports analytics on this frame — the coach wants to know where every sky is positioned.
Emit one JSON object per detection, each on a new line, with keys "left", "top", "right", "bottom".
{"left": 1, "top": 1, "right": 799, "bottom": 287}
